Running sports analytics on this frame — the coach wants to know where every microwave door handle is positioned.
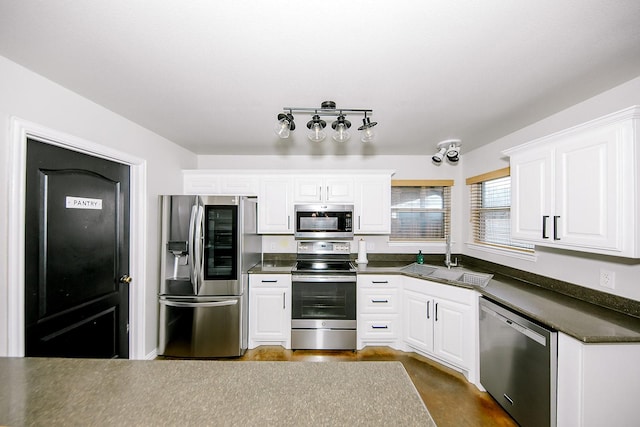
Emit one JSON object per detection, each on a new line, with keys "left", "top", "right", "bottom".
{"left": 194, "top": 205, "right": 205, "bottom": 295}
{"left": 188, "top": 204, "right": 198, "bottom": 294}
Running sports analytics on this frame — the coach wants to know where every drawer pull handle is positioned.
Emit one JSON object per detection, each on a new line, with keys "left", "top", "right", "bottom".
{"left": 371, "top": 325, "right": 389, "bottom": 329}
{"left": 261, "top": 280, "right": 278, "bottom": 283}
{"left": 371, "top": 299, "right": 389, "bottom": 303}
{"left": 371, "top": 281, "right": 389, "bottom": 284}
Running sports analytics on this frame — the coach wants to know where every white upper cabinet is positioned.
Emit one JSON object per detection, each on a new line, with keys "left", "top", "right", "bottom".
{"left": 182, "top": 170, "right": 394, "bottom": 235}
{"left": 505, "top": 106, "right": 640, "bottom": 257}
{"left": 293, "top": 176, "right": 354, "bottom": 203}
{"left": 183, "top": 170, "right": 259, "bottom": 195}
{"left": 257, "top": 176, "right": 293, "bottom": 234}
{"left": 354, "top": 174, "right": 391, "bottom": 234}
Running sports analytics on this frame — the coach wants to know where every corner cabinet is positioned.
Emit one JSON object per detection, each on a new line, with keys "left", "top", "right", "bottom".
{"left": 402, "top": 277, "right": 478, "bottom": 383}
{"left": 505, "top": 106, "right": 640, "bottom": 257}
{"left": 248, "top": 274, "right": 291, "bottom": 349}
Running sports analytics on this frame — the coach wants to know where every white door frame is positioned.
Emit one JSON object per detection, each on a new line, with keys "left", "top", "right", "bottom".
{"left": 6, "top": 117, "right": 148, "bottom": 359}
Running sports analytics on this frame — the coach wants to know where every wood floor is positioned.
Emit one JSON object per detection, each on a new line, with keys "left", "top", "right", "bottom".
{"left": 234, "top": 346, "right": 517, "bottom": 427}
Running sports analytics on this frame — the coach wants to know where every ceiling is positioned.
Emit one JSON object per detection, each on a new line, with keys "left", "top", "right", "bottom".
{"left": 1, "top": 1, "right": 640, "bottom": 157}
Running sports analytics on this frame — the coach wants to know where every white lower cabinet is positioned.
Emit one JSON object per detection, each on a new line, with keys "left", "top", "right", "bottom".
{"left": 248, "top": 274, "right": 291, "bottom": 349}
{"left": 357, "top": 275, "right": 402, "bottom": 348}
{"left": 402, "top": 277, "right": 478, "bottom": 383}
{"left": 557, "top": 333, "right": 640, "bottom": 427}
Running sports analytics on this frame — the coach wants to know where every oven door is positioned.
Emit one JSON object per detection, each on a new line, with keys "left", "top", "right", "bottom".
{"left": 291, "top": 275, "right": 356, "bottom": 328}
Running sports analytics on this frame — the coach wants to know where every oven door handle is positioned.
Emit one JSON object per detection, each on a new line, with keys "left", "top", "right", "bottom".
{"left": 292, "top": 275, "right": 356, "bottom": 283}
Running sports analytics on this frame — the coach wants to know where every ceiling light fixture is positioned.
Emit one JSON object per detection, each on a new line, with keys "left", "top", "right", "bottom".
{"left": 274, "top": 101, "right": 376, "bottom": 143}
{"left": 432, "top": 139, "right": 462, "bottom": 164}
{"left": 358, "top": 113, "right": 378, "bottom": 143}
{"left": 274, "top": 112, "right": 295, "bottom": 139}
{"left": 306, "top": 114, "right": 327, "bottom": 142}
{"left": 331, "top": 114, "right": 351, "bottom": 142}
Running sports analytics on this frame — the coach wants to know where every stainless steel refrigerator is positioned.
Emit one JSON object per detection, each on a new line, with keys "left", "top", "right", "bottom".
{"left": 158, "top": 195, "right": 261, "bottom": 357}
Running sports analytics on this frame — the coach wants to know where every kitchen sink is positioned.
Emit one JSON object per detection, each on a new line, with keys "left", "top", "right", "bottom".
{"left": 401, "top": 264, "right": 437, "bottom": 277}
{"left": 401, "top": 263, "right": 493, "bottom": 288}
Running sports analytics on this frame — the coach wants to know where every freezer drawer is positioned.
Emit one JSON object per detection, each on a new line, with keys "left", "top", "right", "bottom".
{"left": 479, "top": 297, "right": 557, "bottom": 427}
{"left": 158, "top": 296, "right": 247, "bottom": 358}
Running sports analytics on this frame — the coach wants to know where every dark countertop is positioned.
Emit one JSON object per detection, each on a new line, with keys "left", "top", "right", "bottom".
{"left": 250, "top": 260, "right": 640, "bottom": 343}
{"left": 0, "top": 358, "right": 435, "bottom": 427}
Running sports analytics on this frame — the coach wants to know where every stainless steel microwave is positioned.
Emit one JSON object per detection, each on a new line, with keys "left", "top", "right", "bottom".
{"left": 294, "top": 204, "right": 354, "bottom": 240}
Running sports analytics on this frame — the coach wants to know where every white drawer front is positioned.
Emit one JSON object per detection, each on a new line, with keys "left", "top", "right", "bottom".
{"left": 360, "top": 288, "right": 398, "bottom": 313}
{"left": 359, "top": 316, "right": 399, "bottom": 340}
{"left": 357, "top": 275, "right": 399, "bottom": 288}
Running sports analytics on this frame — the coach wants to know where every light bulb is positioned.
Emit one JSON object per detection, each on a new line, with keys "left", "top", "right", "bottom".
{"left": 274, "top": 119, "right": 291, "bottom": 138}
{"left": 360, "top": 126, "right": 375, "bottom": 142}
{"left": 308, "top": 123, "right": 326, "bottom": 142}
{"left": 332, "top": 124, "right": 351, "bottom": 142}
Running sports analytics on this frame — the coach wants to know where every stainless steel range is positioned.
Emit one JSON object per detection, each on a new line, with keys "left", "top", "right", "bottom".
{"left": 291, "top": 241, "right": 357, "bottom": 350}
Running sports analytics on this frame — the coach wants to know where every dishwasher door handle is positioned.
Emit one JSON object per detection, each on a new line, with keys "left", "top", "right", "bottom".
{"left": 480, "top": 305, "right": 547, "bottom": 346}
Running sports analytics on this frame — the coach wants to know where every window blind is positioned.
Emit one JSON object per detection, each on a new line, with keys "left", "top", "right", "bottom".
{"left": 469, "top": 176, "right": 533, "bottom": 251}
{"left": 391, "top": 186, "right": 451, "bottom": 241}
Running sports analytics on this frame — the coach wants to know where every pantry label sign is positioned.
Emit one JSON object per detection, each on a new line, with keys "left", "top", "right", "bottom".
{"left": 65, "top": 196, "right": 103, "bottom": 210}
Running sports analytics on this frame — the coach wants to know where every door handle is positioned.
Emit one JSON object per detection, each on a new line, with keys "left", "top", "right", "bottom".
{"left": 426, "top": 300, "right": 430, "bottom": 319}
{"left": 542, "top": 215, "right": 549, "bottom": 239}
{"left": 553, "top": 215, "right": 561, "bottom": 240}
{"left": 160, "top": 299, "right": 238, "bottom": 308}
{"left": 435, "top": 302, "right": 439, "bottom": 322}
{"left": 119, "top": 275, "right": 133, "bottom": 284}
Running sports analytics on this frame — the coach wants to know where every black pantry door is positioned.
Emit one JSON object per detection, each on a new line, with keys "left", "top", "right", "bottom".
{"left": 25, "top": 138, "right": 131, "bottom": 358}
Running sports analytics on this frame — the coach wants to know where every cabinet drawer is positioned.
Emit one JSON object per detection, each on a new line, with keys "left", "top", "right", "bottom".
{"left": 249, "top": 274, "right": 291, "bottom": 288}
{"left": 359, "top": 288, "right": 399, "bottom": 314}
{"left": 357, "top": 275, "right": 399, "bottom": 288}
{"left": 359, "top": 315, "right": 399, "bottom": 341}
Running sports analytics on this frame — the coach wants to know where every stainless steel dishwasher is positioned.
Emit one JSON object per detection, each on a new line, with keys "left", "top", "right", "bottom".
{"left": 479, "top": 297, "right": 557, "bottom": 427}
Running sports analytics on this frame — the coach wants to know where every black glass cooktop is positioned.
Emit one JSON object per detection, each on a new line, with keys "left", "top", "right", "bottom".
{"left": 293, "top": 260, "right": 354, "bottom": 272}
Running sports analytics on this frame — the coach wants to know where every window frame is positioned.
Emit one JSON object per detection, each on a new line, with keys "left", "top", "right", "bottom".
{"left": 466, "top": 168, "right": 534, "bottom": 255}
{"left": 390, "top": 180, "right": 453, "bottom": 243}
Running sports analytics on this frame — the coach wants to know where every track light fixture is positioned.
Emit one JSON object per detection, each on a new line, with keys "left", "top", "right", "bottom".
{"left": 432, "top": 139, "right": 462, "bottom": 164}
{"left": 306, "top": 114, "right": 327, "bottom": 142}
{"left": 358, "top": 113, "right": 378, "bottom": 143}
{"left": 274, "top": 112, "right": 295, "bottom": 139}
{"left": 274, "top": 101, "right": 376, "bottom": 143}
{"left": 331, "top": 114, "right": 351, "bottom": 142}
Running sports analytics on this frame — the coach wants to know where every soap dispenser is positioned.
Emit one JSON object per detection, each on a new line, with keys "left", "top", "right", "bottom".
{"left": 416, "top": 250, "right": 424, "bottom": 264}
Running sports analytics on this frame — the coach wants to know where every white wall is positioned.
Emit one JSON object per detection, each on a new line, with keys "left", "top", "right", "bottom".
{"left": 0, "top": 56, "right": 197, "bottom": 357}
{"left": 462, "top": 75, "right": 640, "bottom": 302}
{"left": 197, "top": 155, "right": 465, "bottom": 257}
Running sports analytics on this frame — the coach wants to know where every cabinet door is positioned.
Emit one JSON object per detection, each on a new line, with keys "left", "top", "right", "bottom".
{"left": 258, "top": 177, "right": 293, "bottom": 233}
{"left": 510, "top": 148, "right": 553, "bottom": 242}
{"left": 294, "top": 176, "right": 354, "bottom": 202}
{"left": 433, "top": 297, "right": 472, "bottom": 369}
{"left": 324, "top": 177, "right": 354, "bottom": 202}
{"left": 555, "top": 126, "right": 621, "bottom": 250}
{"left": 354, "top": 175, "right": 391, "bottom": 233}
{"left": 183, "top": 173, "right": 221, "bottom": 195}
{"left": 294, "top": 177, "right": 323, "bottom": 202}
{"left": 249, "top": 287, "right": 289, "bottom": 342}
{"left": 403, "top": 290, "right": 432, "bottom": 352}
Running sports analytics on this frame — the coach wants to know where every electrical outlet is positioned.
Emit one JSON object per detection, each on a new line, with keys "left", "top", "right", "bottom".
{"left": 599, "top": 269, "right": 616, "bottom": 289}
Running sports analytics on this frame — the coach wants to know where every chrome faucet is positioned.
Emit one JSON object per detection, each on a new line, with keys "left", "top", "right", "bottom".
{"left": 445, "top": 234, "right": 458, "bottom": 269}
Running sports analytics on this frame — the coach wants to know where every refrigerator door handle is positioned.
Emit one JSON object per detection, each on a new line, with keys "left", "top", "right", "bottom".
{"left": 160, "top": 299, "right": 238, "bottom": 308}
{"left": 194, "top": 205, "right": 205, "bottom": 295}
{"left": 188, "top": 204, "right": 198, "bottom": 294}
